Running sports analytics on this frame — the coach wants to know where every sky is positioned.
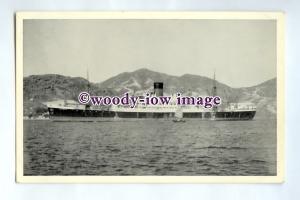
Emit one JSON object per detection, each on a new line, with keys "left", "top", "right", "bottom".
{"left": 23, "top": 19, "right": 276, "bottom": 87}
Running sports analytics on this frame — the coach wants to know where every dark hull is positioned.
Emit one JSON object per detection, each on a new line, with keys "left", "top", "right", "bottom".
{"left": 48, "top": 107, "right": 256, "bottom": 121}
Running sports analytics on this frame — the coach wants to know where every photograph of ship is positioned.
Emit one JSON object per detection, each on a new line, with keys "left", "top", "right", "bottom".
{"left": 21, "top": 14, "right": 278, "bottom": 177}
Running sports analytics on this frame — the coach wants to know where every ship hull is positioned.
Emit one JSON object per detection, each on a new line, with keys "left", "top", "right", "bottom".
{"left": 48, "top": 107, "right": 256, "bottom": 121}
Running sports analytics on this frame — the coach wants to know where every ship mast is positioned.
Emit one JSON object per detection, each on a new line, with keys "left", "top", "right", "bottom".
{"left": 86, "top": 68, "right": 90, "bottom": 94}
{"left": 212, "top": 69, "right": 217, "bottom": 97}
{"left": 212, "top": 70, "right": 218, "bottom": 112}
{"left": 86, "top": 68, "right": 91, "bottom": 110}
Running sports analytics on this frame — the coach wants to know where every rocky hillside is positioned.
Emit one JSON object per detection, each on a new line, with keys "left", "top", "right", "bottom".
{"left": 236, "top": 78, "right": 276, "bottom": 118}
{"left": 98, "top": 68, "right": 234, "bottom": 97}
{"left": 23, "top": 74, "right": 115, "bottom": 116}
{"left": 23, "top": 69, "right": 276, "bottom": 118}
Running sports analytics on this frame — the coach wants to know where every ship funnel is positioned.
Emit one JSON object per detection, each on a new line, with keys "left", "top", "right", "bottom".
{"left": 154, "top": 82, "right": 163, "bottom": 96}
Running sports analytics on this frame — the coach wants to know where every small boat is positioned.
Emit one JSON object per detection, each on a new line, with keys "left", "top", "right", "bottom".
{"left": 173, "top": 107, "right": 185, "bottom": 122}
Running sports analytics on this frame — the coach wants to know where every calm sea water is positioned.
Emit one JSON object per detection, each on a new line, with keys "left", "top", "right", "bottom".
{"left": 24, "top": 119, "right": 276, "bottom": 176}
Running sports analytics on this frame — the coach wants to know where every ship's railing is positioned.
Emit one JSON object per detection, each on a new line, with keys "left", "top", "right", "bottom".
{"left": 223, "top": 103, "right": 257, "bottom": 111}
{"left": 110, "top": 102, "right": 256, "bottom": 112}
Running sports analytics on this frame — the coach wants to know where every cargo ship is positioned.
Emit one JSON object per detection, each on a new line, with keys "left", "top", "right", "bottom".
{"left": 46, "top": 75, "right": 256, "bottom": 121}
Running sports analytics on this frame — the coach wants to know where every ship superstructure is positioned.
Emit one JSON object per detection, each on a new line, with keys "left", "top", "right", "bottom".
{"left": 46, "top": 74, "right": 256, "bottom": 121}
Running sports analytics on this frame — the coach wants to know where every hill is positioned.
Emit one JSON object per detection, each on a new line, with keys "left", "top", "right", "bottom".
{"left": 23, "top": 69, "right": 276, "bottom": 118}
